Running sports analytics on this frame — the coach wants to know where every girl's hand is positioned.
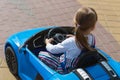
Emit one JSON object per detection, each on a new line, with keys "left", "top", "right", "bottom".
{"left": 45, "top": 38, "right": 54, "bottom": 44}
{"left": 66, "top": 34, "right": 74, "bottom": 38}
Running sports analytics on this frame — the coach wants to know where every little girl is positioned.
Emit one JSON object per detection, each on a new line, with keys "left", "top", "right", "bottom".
{"left": 39, "top": 7, "right": 98, "bottom": 73}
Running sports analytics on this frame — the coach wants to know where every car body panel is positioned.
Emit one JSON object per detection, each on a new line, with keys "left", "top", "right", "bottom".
{"left": 4, "top": 26, "right": 55, "bottom": 80}
{"left": 4, "top": 26, "right": 120, "bottom": 80}
{"left": 108, "top": 59, "right": 120, "bottom": 76}
{"left": 5, "top": 26, "right": 54, "bottom": 47}
{"left": 86, "top": 64, "right": 110, "bottom": 80}
{"left": 49, "top": 72, "right": 80, "bottom": 80}
{"left": 98, "top": 49, "right": 120, "bottom": 77}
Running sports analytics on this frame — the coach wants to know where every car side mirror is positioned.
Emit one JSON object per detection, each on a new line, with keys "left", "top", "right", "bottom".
{"left": 19, "top": 44, "right": 28, "bottom": 53}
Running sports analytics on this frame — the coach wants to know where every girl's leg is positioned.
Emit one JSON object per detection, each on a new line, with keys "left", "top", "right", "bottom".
{"left": 38, "top": 51, "right": 62, "bottom": 72}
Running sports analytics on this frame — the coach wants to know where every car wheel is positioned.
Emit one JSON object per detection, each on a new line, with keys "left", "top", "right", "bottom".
{"left": 5, "top": 46, "right": 20, "bottom": 80}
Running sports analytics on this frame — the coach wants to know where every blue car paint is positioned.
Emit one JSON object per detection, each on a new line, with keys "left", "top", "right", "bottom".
{"left": 108, "top": 59, "right": 120, "bottom": 77}
{"left": 7, "top": 26, "right": 54, "bottom": 46}
{"left": 18, "top": 50, "right": 38, "bottom": 80}
{"left": 5, "top": 26, "right": 55, "bottom": 80}
{"left": 85, "top": 64, "right": 110, "bottom": 80}
{"left": 4, "top": 26, "right": 120, "bottom": 80}
{"left": 97, "top": 48, "right": 111, "bottom": 59}
{"left": 25, "top": 48, "right": 56, "bottom": 80}
{"left": 49, "top": 72, "right": 80, "bottom": 80}
{"left": 98, "top": 49, "right": 120, "bottom": 77}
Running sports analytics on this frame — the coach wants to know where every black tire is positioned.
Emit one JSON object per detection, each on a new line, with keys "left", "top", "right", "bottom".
{"left": 5, "top": 46, "right": 20, "bottom": 80}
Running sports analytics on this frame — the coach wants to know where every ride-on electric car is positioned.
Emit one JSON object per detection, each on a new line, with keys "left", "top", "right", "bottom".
{"left": 4, "top": 26, "right": 120, "bottom": 80}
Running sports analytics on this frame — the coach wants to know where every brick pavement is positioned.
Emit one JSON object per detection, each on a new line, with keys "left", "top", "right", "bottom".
{"left": 0, "top": 0, "right": 120, "bottom": 80}
{"left": 77, "top": 0, "right": 120, "bottom": 60}
{"left": 77, "top": 0, "right": 120, "bottom": 44}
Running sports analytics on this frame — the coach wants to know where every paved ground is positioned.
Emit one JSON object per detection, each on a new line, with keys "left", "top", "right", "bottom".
{"left": 0, "top": 0, "right": 120, "bottom": 80}
{"left": 78, "top": 0, "right": 120, "bottom": 44}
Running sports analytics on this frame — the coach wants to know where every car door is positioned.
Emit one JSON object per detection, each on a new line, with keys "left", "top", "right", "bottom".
{"left": 24, "top": 48, "right": 56, "bottom": 80}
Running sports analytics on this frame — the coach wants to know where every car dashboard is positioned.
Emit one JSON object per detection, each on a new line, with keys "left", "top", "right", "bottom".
{"left": 27, "top": 26, "right": 74, "bottom": 54}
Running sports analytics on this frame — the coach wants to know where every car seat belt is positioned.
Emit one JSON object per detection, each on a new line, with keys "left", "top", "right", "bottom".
{"left": 74, "top": 68, "right": 93, "bottom": 80}
{"left": 100, "top": 61, "right": 119, "bottom": 80}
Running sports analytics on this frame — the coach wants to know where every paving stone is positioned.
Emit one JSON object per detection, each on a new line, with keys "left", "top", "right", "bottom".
{"left": 0, "top": 68, "right": 16, "bottom": 80}
{"left": 0, "top": 59, "right": 7, "bottom": 68}
{"left": 0, "top": 58, "right": 2, "bottom": 65}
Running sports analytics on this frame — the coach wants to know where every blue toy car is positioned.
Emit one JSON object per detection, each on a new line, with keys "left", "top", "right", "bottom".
{"left": 4, "top": 26, "right": 120, "bottom": 80}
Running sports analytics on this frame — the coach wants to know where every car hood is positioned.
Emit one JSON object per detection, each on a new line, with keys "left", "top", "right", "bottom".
{"left": 8, "top": 26, "right": 54, "bottom": 47}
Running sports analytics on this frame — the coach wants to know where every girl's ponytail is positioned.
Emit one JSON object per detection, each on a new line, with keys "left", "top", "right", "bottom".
{"left": 75, "top": 25, "right": 94, "bottom": 51}
{"left": 74, "top": 7, "right": 97, "bottom": 51}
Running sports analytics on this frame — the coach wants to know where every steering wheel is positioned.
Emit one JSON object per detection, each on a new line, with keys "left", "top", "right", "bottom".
{"left": 47, "top": 27, "right": 68, "bottom": 44}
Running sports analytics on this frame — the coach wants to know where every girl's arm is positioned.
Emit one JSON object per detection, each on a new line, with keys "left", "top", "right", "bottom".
{"left": 45, "top": 38, "right": 67, "bottom": 54}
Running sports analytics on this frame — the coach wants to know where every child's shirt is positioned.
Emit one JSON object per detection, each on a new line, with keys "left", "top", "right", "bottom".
{"left": 46, "top": 34, "right": 95, "bottom": 71}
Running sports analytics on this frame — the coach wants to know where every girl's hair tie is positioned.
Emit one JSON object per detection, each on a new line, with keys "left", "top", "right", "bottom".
{"left": 77, "top": 24, "right": 81, "bottom": 28}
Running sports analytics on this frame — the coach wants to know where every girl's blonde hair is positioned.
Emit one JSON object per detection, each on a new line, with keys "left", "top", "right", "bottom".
{"left": 74, "top": 7, "right": 98, "bottom": 51}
